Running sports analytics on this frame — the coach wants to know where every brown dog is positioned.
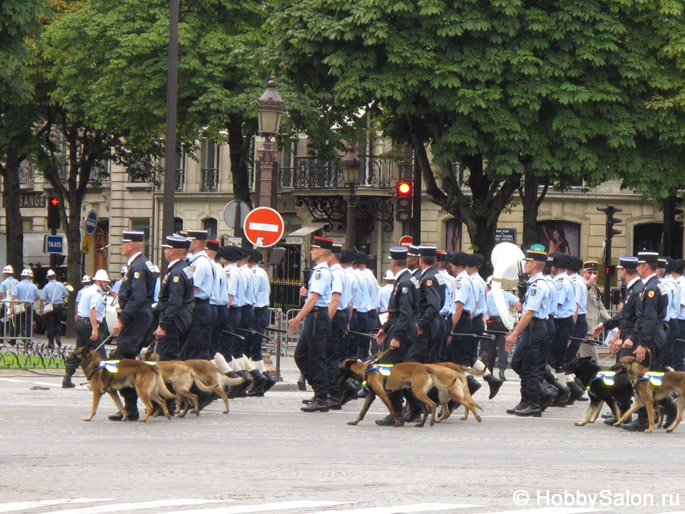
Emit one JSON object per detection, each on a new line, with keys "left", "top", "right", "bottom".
{"left": 181, "top": 359, "right": 237, "bottom": 416}
{"left": 426, "top": 363, "right": 483, "bottom": 423}
{"left": 340, "top": 360, "right": 440, "bottom": 427}
{"left": 154, "top": 361, "right": 203, "bottom": 417}
{"left": 613, "top": 356, "right": 685, "bottom": 433}
{"left": 78, "top": 347, "right": 175, "bottom": 422}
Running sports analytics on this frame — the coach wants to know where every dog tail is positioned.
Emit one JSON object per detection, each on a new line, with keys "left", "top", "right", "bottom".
{"left": 664, "top": 366, "right": 675, "bottom": 372}
{"left": 219, "top": 374, "right": 244, "bottom": 387}
{"left": 155, "top": 371, "right": 176, "bottom": 400}
{"left": 436, "top": 361, "right": 485, "bottom": 376}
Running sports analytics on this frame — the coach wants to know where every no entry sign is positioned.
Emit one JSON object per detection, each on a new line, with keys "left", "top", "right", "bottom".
{"left": 399, "top": 235, "right": 413, "bottom": 248}
{"left": 243, "top": 207, "right": 285, "bottom": 248}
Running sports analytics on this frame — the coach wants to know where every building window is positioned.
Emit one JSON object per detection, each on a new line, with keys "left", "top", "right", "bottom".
{"left": 201, "top": 139, "right": 220, "bottom": 192}
{"left": 22, "top": 218, "right": 33, "bottom": 233}
{"left": 204, "top": 218, "right": 218, "bottom": 240}
{"left": 174, "top": 217, "right": 184, "bottom": 234}
{"left": 174, "top": 149, "right": 185, "bottom": 191}
{"left": 131, "top": 219, "right": 151, "bottom": 256}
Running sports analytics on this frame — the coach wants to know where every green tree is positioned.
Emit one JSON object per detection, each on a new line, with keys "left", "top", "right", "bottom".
{"left": 272, "top": 0, "right": 685, "bottom": 262}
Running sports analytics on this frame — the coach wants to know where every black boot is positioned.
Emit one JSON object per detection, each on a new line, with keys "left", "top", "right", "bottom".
{"left": 515, "top": 403, "right": 542, "bottom": 417}
{"left": 340, "top": 378, "right": 362, "bottom": 405}
{"left": 262, "top": 371, "right": 277, "bottom": 392}
{"left": 466, "top": 375, "right": 482, "bottom": 395}
{"left": 246, "top": 381, "right": 265, "bottom": 397}
{"left": 507, "top": 401, "right": 528, "bottom": 415}
{"left": 327, "top": 395, "right": 342, "bottom": 410}
{"left": 62, "top": 372, "right": 75, "bottom": 389}
{"left": 620, "top": 409, "right": 649, "bottom": 431}
{"left": 540, "top": 381, "right": 557, "bottom": 412}
{"left": 499, "top": 368, "right": 507, "bottom": 381}
{"left": 229, "top": 371, "right": 253, "bottom": 398}
{"left": 300, "top": 397, "right": 329, "bottom": 412}
{"left": 109, "top": 387, "right": 139, "bottom": 421}
{"left": 659, "top": 396, "right": 678, "bottom": 429}
{"left": 567, "top": 378, "right": 588, "bottom": 404}
{"left": 552, "top": 385, "right": 570, "bottom": 407}
{"left": 484, "top": 373, "right": 503, "bottom": 399}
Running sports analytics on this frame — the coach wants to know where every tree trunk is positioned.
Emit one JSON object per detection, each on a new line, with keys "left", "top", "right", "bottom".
{"left": 661, "top": 195, "right": 678, "bottom": 258}
{"left": 2, "top": 148, "right": 25, "bottom": 275}
{"left": 227, "top": 117, "right": 253, "bottom": 208}
{"left": 519, "top": 173, "right": 550, "bottom": 247}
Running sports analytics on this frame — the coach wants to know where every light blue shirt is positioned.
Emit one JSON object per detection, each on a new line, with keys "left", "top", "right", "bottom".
{"left": 569, "top": 273, "right": 588, "bottom": 315}
{"left": 345, "top": 266, "right": 363, "bottom": 312}
{"left": 15, "top": 279, "right": 39, "bottom": 303}
{"left": 40, "top": 279, "right": 68, "bottom": 305}
{"left": 189, "top": 251, "right": 214, "bottom": 300}
{"left": 76, "top": 284, "right": 106, "bottom": 322}
{"left": 252, "top": 264, "right": 270, "bottom": 308}
{"left": 112, "top": 279, "right": 123, "bottom": 295}
{"left": 226, "top": 263, "right": 244, "bottom": 307}
{"left": 213, "top": 261, "right": 229, "bottom": 306}
{"left": 362, "top": 268, "right": 379, "bottom": 311}
{"left": 378, "top": 283, "right": 393, "bottom": 313}
{"left": 240, "top": 264, "right": 255, "bottom": 306}
{"left": 544, "top": 274, "right": 557, "bottom": 316}
{"left": 553, "top": 271, "right": 576, "bottom": 318}
{"left": 330, "top": 263, "right": 350, "bottom": 311}
{"left": 486, "top": 289, "right": 517, "bottom": 317}
{"left": 0, "top": 276, "right": 19, "bottom": 298}
{"left": 524, "top": 272, "right": 548, "bottom": 319}
{"left": 677, "top": 276, "right": 685, "bottom": 321}
{"left": 153, "top": 277, "right": 161, "bottom": 303}
{"left": 454, "top": 270, "right": 475, "bottom": 314}
{"left": 471, "top": 272, "right": 487, "bottom": 316}
{"left": 662, "top": 275, "right": 680, "bottom": 321}
{"left": 353, "top": 268, "right": 369, "bottom": 312}
{"left": 439, "top": 270, "right": 456, "bottom": 316}
{"left": 307, "top": 261, "right": 331, "bottom": 307}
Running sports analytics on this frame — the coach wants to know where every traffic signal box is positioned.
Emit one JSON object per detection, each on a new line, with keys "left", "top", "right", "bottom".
{"left": 396, "top": 180, "right": 413, "bottom": 222}
{"left": 47, "top": 196, "right": 61, "bottom": 230}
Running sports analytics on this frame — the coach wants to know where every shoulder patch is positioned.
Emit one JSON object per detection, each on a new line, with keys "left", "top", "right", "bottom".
{"left": 134, "top": 271, "right": 141, "bottom": 279}
{"left": 426, "top": 279, "right": 433, "bottom": 287}
{"left": 183, "top": 266, "right": 193, "bottom": 280}
{"left": 401, "top": 286, "right": 408, "bottom": 294}
{"left": 657, "top": 283, "right": 670, "bottom": 296}
{"left": 315, "top": 270, "right": 321, "bottom": 280}
{"left": 145, "top": 261, "right": 155, "bottom": 272}
{"left": 648, "top": 290, "right": 655, "bottom": 298}
{"left": 173, "top": 276, "right": 180, "bottom": 283}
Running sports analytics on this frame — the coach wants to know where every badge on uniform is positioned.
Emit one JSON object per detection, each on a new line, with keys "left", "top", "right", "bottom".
{"left": 456, "top": 283, "right": 461, "bottom": 290}
{"left": 315, "top": 270, "right": 321, "bottom": 280}
{"left": 401, "top": 286, "right": 408, "bottom": 294}
{"left": 173, "top": 276, "right": 180, "bottom": 283}
{"left": 648, "top": 290, "right": 655, "bottom": 298}
{"left": 531, "top": 288, "right": 536, "bottom": 296}
{"left": 426, "top": 280, "right": 433, "bottom": 287}
{"left": 134, "top": 271, "right": 141, "bottom": 279}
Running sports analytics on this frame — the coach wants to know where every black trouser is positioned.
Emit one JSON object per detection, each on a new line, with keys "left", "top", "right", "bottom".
{"left": 210, "top": 304, "right": 230, "bottom": 358}
{"left": 428, "top": 315, "right": 449, "bottom": 364}
{"left": 182, "top": 300, "right": 214, "bottom": 360}
{"left": 485, "top": 318, "right": 508, "bottom": 371}
{"left": 45, "top": 305, "right": 64, "bottom": 346}
{"left": 550, "top": 316, "right": 574, "bottom": 372}
{"left": 65, "top": 317, "right": 105, "bottom": 377}
{"left": 294, "top": 307, "right": 330, "bottom": 400}
{"left": 511, "top": 319, "right": 548, "bottom": 408}
{"left": 236, "top": 305, "right": 254, "bottom": 356}
{"left": 451, "top": 314, "right": 475, "bottom": 366}
{"left": 664, "top": 319, "right": 681, "bottom": 370}
{"left": 226, "top": 306, "right": 242, "bottom": 360}
{"left": 675, "top": 320, "right": 685, "bottom": 371}
{"left": 157, "top": 323, "right": 182, "bottom": 361}
{"left": 249, "top": 306, "right": 269, "bottom": 362}
{"left": 115, "top": 307, "right": 153, "bottom": 415}
{"left": 408, "top": 320, "right": 438, "bottom": 363}
{"left": 352, "top": 311, "right": 371, "bottom": 359}
{"left": 564, "top": 313, "right": 588, "bottom": 365}
{"left": 326, "top": 310, "right": 348, "bottom": 400}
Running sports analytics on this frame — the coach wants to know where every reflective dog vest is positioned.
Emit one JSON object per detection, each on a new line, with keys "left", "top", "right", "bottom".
{"left": 588, "top": 371, "right": 616, "bottom": 389}
{"left": 637, "top": 371, "right": 664, "bottom": 387}
{"left": 362, "top": 363, "right": 394, "bottom": 391}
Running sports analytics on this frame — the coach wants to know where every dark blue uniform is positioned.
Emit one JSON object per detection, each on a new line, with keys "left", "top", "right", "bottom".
{"left": 412, "top": 266, "right": 444, "bottom": 363}
{"left": 604, "top": 276, "right": 644, "bottom": 356}
{"left": 117, "top": 253, "right": 155, "bottom": 358}
{"left": 380, "top": 269, "right": 419, "bottom": 364}
{"left": 632, "top": 274, "right": 668, "bottom": 369}
{"left": 156, "top": 259, "right": 194, "bottom": 361}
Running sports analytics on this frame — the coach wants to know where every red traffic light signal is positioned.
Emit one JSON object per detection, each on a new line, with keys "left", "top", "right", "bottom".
{"left": 396, "top": 181, "right": 413, "bottom": 222}
{"left": 47, "top": 196, "right": 61, "bottom": 230}
{"left": 396, "top": 181, "right": 412, "bottom": 197}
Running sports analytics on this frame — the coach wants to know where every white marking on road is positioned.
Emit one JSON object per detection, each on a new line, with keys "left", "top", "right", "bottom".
{"left": 52, "top": 499, "right": 229, "bottom": 514}
{"left": 0, "top": 498, "right": 113, "bottom": 513}
{"left": 248, "top": 222, "right": 279, "bottom": 232}
{"left": 176, "top": 500, "right": 348, "bottom": 514}
{"left": 0, "top": 378, "right": 57, "bottom": 388}
{"left": 306, "top": 503, "right": 480, "bottom": 514}
{"left": 482, "top": 508, "right": 608, "bottom": 514}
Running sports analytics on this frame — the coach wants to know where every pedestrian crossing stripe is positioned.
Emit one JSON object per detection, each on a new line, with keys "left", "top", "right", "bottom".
{"left": 0, "top": 498, "right": 114, "bottom": 513}
{"left": 27, "top": 499, "right": 230, "bottom": 514}
{"left": 306, "top": 504, "right": 480, "bottom": 514}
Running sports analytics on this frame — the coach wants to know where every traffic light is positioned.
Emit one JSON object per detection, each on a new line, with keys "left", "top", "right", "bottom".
{"left": 47, "top": 196, "right": 61, "bottom": 230}
{"left": 396, "top": 180, "right": 413, "bottom": 222}
{"left": 605, "top": 265, "right": 614, "bottom": 276}
{"left": 597, "top": 205, "right": 622, "bottom": 239}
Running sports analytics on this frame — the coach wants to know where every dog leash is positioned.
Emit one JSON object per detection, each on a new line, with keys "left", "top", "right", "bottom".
{"left": 236, "top": 327, "right": 274, "bottom": 342}
{"left": 94, "top": 333, "right": 117, "bottom": 353}
{"left": 220, "top": 329, "right": 246, "bottom": 340}
{"left": 452, "top": 332, "right": 496, "bottom": 341}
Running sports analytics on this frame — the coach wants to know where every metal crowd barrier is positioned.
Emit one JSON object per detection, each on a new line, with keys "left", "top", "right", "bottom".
{"left": 283, "top": 308, "right": 303, "bottom": 356}
{"left": 1, "top": 300, "right": 36, "bottom": 346}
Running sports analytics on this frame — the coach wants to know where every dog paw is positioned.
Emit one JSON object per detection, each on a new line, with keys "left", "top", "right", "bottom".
{"left": 346, "top": 421, "right": 359, "bottom": 426}
{"left": 575, "top": 422, "right": 585, "bottom": 426}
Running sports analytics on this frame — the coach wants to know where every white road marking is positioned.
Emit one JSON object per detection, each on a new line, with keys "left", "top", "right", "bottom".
{"left": 482, "top": 508, "right": 608, "bottom": 514}
{"left": 52, "top": 499, "right": 229, "bottom": 514}
{"left": 0, "top": 378, "right": 57, "bottom": 388}
{"left": 175, "top": 500, "right": 348, "bottom": 514}
{"left": 0, "top": 498, "right": 113, "bottom": 513}
{"left": 306, "top": 503, "right": 480, "bottom": 514}
{"left": 248, "top": 222, "right": 279, "bottom": 233}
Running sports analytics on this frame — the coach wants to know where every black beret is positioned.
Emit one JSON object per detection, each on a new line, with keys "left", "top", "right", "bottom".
{"left": 248, "top": 249, "right": 263, "bottom": 263}
{"left": 354, "top": 251, "right": 367, "bottom": 265}
{"left": 567, "top": 256, "right": 583, "bottom": 272}
{"left": 220, "top": 246, "right": 242, "bottom": 261}
{"left": 449, "top": 251, "right": 470, "bottom": 266}
{"left": 340, "top": 249, "right": 356, "bottom": 264}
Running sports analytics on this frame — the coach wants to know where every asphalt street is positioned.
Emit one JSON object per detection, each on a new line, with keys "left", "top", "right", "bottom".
{"left": 1, "top": 349, "right": 684, "bottom": 514}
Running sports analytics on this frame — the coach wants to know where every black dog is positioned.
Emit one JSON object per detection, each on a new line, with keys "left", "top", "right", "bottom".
{"left": 565, "top": 356, "right": 633, "bottom": 426}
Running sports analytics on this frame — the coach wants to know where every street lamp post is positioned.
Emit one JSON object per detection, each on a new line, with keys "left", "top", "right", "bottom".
{"left": 341, "top": 146, "right": 361, "bottom": 247}
{"left": 255, "top": 77, "right": 286, "bottom": 209}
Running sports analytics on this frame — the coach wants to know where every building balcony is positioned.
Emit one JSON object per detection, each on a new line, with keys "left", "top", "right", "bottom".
{"left": 201, "top": 168, "right": 219, "bottom": 192}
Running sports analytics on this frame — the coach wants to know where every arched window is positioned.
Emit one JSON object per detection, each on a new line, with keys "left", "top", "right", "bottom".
{"left": 204, "top": 217, "right": 218, "bottom": 240}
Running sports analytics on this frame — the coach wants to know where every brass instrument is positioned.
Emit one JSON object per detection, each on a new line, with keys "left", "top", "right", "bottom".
{"left": 490, "top": 242, "right": 525, "bottom": 330}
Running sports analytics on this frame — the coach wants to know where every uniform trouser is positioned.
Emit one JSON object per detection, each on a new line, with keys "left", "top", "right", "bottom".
{"left": 511, "top": 319, "right": 548, "bottom": 408}
{"left": 451, "top": 315, "right": 476, "bottom": 366}
{"left": 549, "top": 316, "right": 574, "bottom": 372}
{"left": 326, "top": 310, "right": 348, "bottom": 400}
{"left": 65, "top": 318, "right": 105, "bottom": 376}
{"left": 485, "top": 319, "right": 508, "bottom": 371}
{"left": 352, "top": 311, "right": 370, "bottom": 359}
{"left": 116, "top": 307, "right": 153, "bottom": 414}
{"left": 249, "top": 306, "right": 269, "bottom": 361}
{"left": 236, "top": 305, "right": 254, "bottom": 355}
{"left": 429, "top": 315, "right": 449, "bottom": 363}
{"left": 157, "top": 323, "right": 182, "bottom": 361}
{"left": 226, "top": 306, "right": 242, "bottom": 360}
{"left": 409, "top": 320, "right": 439, "bottom": 363}
{"left": 675, "top": 320, "right": 685, "bottom": 371}
{"left": 294, "top": 308, "right": 330, "bottom": 400}
{"left": 210, "top": 304, "right": 229, "bottom": 358}
{"left": 182, "top": 301, "right": 214, "bottom": 360}
{"left": 663, "top": 319, "right": 681, "bottom": 370}
{"left": 439, "top": 316, "right": 453, "bottom": 362}
{"left": 564, "top": 314, "right": 588, "bottom": 365}
{"left": 45, "top": 305, "right": 64, "bottom": 345}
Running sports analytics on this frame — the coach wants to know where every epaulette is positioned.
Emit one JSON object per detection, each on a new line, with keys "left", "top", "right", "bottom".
{"left": 145, "top": 261, "right": 156, "bottom": 273}
{"left": 657, "top": 283, "right": 670, "bottom": 296}
{"left": 410, "top": 277, "right": 420, "bottom": 288}
{"left": 183, "top": 266, "right": 193, "bottom": 280}
{"left": 435, "top": 274, "right": 446, "bottom": 286}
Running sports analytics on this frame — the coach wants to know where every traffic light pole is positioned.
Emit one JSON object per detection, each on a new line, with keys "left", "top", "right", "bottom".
{"left": 412, "top": 154, "right": 421, "bottom": 244}
{"left": 597, "top": 205, "right": 622, "bottom": 308}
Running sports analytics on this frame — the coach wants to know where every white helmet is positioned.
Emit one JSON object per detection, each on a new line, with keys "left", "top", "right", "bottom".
{"left": 81, "top": 275, "right": 92, "bottom": 283}
{"left": 93, "top": 269, "right": 110, "bottom": 282}
{"left": 383, "top": 269, "right": 395, "bottom": 280}
{"left": 46, "top": 269, "right": 56, "bottom": 277}
{"left": 21, "top": 268, "right": 33, "bottom": 278}
{"left": 3, "top": 265, "right": 13, "bottom": 274}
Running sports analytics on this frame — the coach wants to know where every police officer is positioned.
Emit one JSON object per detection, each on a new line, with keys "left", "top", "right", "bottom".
{"left": 414, "top": 246, "right": 444, "bottom": 363}
{"left": 153, "top": 235, "right": 194, "bottom": 361}
{"left": 549, "top": 253, "right": 577, "bottom": 406}
{"left": 659, "top": 257, "right": 681, "bottom": 370}
{"left": 341, "top": 249, "right": 361, "bottom": 359}
{"left": 435, "top": 251, "right": 456, "bottom": 363}
{"left": 74, "top": 275, "right": 92, "bottom": 320}
{"left": 407, "top": 245, "right": 421, "bottom": 278}
{"left": 581, "top": 260, "right": 609, "bottom": 362}
{"left": 449, "top": 252, "right": 476, "bottom": 367}
{"left": 674, "top": 260, "right": 685, "bottom": 371}
{"left": 206, "top": 239, "right": 228, "bottom": 359}
{"left": 375, "top": 246, "right": 420, "bottom": 426}
{"left": 63, "top": 269, "right": 110, "bottom": 388}
{"left": 15, "top": 268, "right": 39, "bottom": 339}
{"left": 288, "top": 236, "right": 333, "bottom": 413}
{"left": 564, "top": 255, "right": 589, "bottom": 402}
{"left": 351, "top": 251, "right": 372, "bottom": 359}
{"left": 378, "top": 269, "right": 395, "bottom": 316}
{"left": 109, "top": 230, "right": 155, "bottom": 421}
{"left": 183, "top": 229, "right": 216, "bottom": 360}
{"left": 40, "top": 269, "right": 68, "bottom": 348}
{"left": 505, "top": 249, "right": 550, "bottom": 417}
{"left": 0, "top": 265, "right": 18, "bottom": 300}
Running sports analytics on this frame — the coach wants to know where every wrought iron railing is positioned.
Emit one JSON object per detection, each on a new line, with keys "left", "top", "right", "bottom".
{"left": 18, "top": 162, "right": 34, "bottom": 185}
{"left": 279, "top": 156, "right": 412, "bottom": 191}
{"left": 175, "top": 168, "right": 185, "bottom": 191}
{"left": 201, "top": 168, "right": 219, "bottom": 191}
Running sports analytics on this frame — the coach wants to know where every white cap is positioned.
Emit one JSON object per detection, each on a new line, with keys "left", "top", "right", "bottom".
{"left": 81, "top": 274, "right": 92, "bottom": 283}
{"left": 383, "top": 269, "right": 395, "bottom": 280}
{"left": 93, "top": 269, "right": 110, "bottom": 282}
{"left": 21, "top": 268, "right": 33, "bottom": 277}
{"left": 3, "top": 265, "right": 13, "bottom": 274}
{"left": 46, "top": 269, "right": 56, "bottom": 277}
{"left": 120, "top": 265, "right": 127, "bottom": 274}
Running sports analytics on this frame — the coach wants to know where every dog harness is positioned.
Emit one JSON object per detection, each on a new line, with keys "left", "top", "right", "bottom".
{"left": 95, "top": 360, "right": 121, "bottom": 374}
{"left": 636, "top": 371, "right": 664, "bottom": 387}
{"left": 362, "top": 363, "right": 393, "bottom": 391}
{"left": 588, "top": 371, "right": 616, "bottom": 389}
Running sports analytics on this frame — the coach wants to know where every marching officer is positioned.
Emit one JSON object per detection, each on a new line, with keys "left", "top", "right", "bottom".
{"left": 341, "top": 249, "right": 361, "bottom": 359}
{"left": 184, "top": 229, "right": 216, "bottom": 360}
{"left": 40, "top": 269, "right": 68, "bottom": 348}
{"left": 109, "top": 230, "right": 156, "bottom": 421}
{"left": 435, "top": 251, "right": 456, "bottom": 363}
{"left": 351, "top": 251, "right": 372, "bottom": 359}
{"left": 206, "top": 239, "right": 228, "bottom": 359}
{"left": 375, "top": 246, "right": 419, "bottom": 426}
{"left": 153, "top": 235, "right": 194, "bottom": 361}
{"left": 659, "top": 257, "right": 681, "bottom": 370}
{"left": 449, "top": 252, "right": 476, "bottom": 366}
{"left": 288, "top": 236, "right": 333, "bottom": 413}
{"left": 505, "top": 249, "right": 550, "bottom": 417}
{"left": 564, "top": 256, "right": 589, "bottom": 402}
{"left": 62, "top": 269, "right": 110, "bottom": 388}
{"left": 414, "top": 246, "right": 444, "bottom": 363}
{"left": 549, "top": 253, "right": 576, "bottom": 406}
